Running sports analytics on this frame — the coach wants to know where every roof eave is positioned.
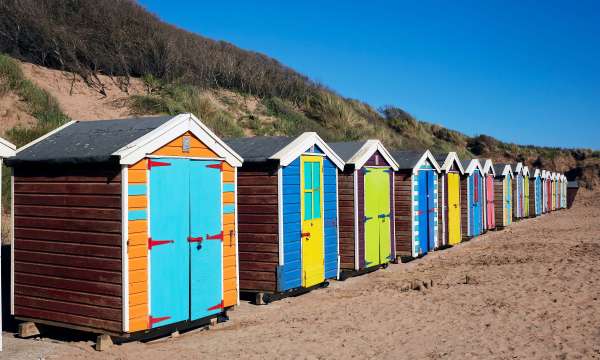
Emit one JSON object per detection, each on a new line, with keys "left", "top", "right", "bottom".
{"left": 269, "top": 132, "right": 345, "bottom": 170}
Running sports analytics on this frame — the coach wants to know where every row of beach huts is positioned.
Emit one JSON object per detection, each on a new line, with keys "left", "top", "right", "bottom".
{"left": 0, "top": 113, "right": 577, "bottom": 348}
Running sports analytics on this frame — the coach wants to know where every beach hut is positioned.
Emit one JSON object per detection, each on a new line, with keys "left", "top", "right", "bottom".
{"left": 461, "top": 159, "right": 484, "bottom": 239}
{"left": 433, "top": 152, "right": 464, "bottom": 248}
{"left": 225, "top": 133, "right": 344, "bottom": 303}
{"left": 522, "top": 166, "right": 531, "bottom": 218}
{"left": 513, "top": 162, "right": 524, "bottom": 220}
{"left": 551, "top": 172, "right": 557, "bottom": 211}
{"left": 530, "top": 169, "right": 542, "bottom": 217}
{"left": 480, "top": 159, "right": 496, "bottom": 231}
{"left": 329, "top": 140, "right": 399, "bottom": 278}
{"left": 0, "top": 138, "right": 15, "bottom": 351}
{"left": 543, "top": 170, "right": 552, "bottom": 213}
{"left": 561, "top": 174, "right": 567, "bottom": 209}
{"left": 562, "top": 175, "right": 568, "bottom": 208}
{"left": 390, "top": 150, "right": 441, "bottom": 260}
{"left": 7, "top": 114, "right": 243, "bottom": 338}
{"left": 492, "top": 164, "right": 513, "bottom": 228}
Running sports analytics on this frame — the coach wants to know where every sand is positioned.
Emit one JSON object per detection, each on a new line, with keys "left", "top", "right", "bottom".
{"left": 3, "top": 190, "right": 599, "bottom": 359}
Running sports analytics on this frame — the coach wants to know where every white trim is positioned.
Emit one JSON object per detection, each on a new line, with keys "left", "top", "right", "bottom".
{"left": 441, "top": 174, "right": 446, "bottom": 247}
{"left": 466, "top": 175, "right": 471, "bottom": 236}
{"left": 0, "top": 138, "right": 15, "bottom": 158}
{"left": 344, "top": 140, "right": 399, "bottom": 171}
{"left": 480, "top": 159, "right": 496, "bottom": 177}
{"left": 514, "top": 162, "right": 524, "bottom": 175}
{"left": 353, "top": 170, "right": 359, "bottom": 270}
{"left": 277, "top": 167, "right": 284, "bottom": 266}
{"left": 115, "top": 113, "right": 243, "bottom": 167}
{"left": 463, "top": 159, "right": 484, "bottom": 175}
{"left": 391, "top": 171, "right": 396, "bottom": 259}
{"left": 15, "top": 121, "right": 76, "bottom": 154}
{"left": 0, "top": 160, "right": 2, "bottom": 351}
{"left": 522, "top": 166, "right": 530, "bottom": 177}
{"left": 234, "top": 167, "right": 240, "bottom": 305}
{"left": 121, "top": 165, "right": 129, "bottom": 332}
{"left": 270, "top": 132, "right": 345, "bottom": 170}
{"left": 146, "top": 155, "right": 226, "bottom": 161}
{"left": 412, "top": 150, "right": 442, "bottom": 174}
{"left": 438, "top": 152, "right": 465, "bottom": 175}
{"left": 146, "top": 161, "right": 151, "bottom": 318}
{"left": 410, "top": 174, "right": 416, "bottom": 258}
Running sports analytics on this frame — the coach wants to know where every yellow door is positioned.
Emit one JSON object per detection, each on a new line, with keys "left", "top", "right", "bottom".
{"left": 301, "top": 155, "right": 324, "bottom": 287}
{"left": 447, "top": 173, "right": 461, "bottom": 245}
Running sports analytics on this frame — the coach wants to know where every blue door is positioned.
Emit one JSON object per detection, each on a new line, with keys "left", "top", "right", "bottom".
{"left": 535, "top": 178, "right": 541, "bottom": 215}
{"left": 506, "top": 177, "right": 512, "bottom": 225}
{"left": 149, "top": 158, "right": 190, "bottom": 328}
{"left": 190, "top": 160, "right": 223, "bottom": 320}
{"left": 417, "top": 171, "right": 435, "bottom": 255}
{"left": 470, "top": 172, "right": 481, "bottom": 236}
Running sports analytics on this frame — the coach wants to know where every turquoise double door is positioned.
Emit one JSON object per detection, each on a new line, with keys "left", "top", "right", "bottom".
{"left": 469, "top": 172, "right": 482, "bottom": 236}
{"left": 148, "top": 158, "right": 223, "bottom": 328}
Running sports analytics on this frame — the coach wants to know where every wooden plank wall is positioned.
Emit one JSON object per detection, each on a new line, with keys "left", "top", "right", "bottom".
{"left": 494, "top": 178, "right": 505, "bottom": 227}
{"left": 393, "top": 170, "right": 412, "bottom": 257}
{"left": 460, "top": 175, "right": 469, "bottom": 240}
{"left": 529, "top": 179, "right": 536, "bottom": 217}
{"left": 13, "top": 164, "right": 123, "bottom": 333}
{"left": 236, "top": 165, "right": 279, "bottom": 292}
{"left": 338, "top": 171, "right": 355, "bottom": 270}
{"left": 438, "top": 173, "right": 446, "bottom": 247}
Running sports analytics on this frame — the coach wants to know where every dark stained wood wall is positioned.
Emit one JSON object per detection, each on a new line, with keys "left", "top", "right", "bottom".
{"left": 13, "top": 164, "right": 123, "bottom": 333}
{"left": 528, "top": 179, "right": 536, "bottom": 217}
{"left": 338, "top": 171, "right": 355, "bottom": 270}
{"left": 494, "top": 178, "right": 506, "bottom": 227}
{"left": 393, "top": 170, "right": 412, "bottom": 257}
{"left": 236, "top": 164, "right": 279, "bottom": 292}
{"left": 460, "top": 175, "right": 469, "bottom": 240}
{"left": 357, "top": 171, "right": 365, "bottom": 268}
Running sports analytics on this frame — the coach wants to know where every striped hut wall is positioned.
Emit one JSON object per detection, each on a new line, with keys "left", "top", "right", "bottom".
{"left": 460, "top": 175, "right": 469, "bottom": 240}
{"left": 222, "top": 162, "right": 237, "bottom": 307}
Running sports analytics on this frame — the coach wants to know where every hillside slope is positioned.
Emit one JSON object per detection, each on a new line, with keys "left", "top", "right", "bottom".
{"left": 0, "top": 0, "right": 598, "bottom": 187}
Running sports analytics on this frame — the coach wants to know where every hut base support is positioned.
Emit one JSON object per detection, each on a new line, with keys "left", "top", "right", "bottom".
{"left": 18, "top": 322, "right": 40, "bottom": 338}
{"left": 339, "top": 262, "right": 391, "bottom": 281}
{"left": 96, "top": 334, "right": 113, "bottom": 352}
{"left": 251, "top": 281, "right": 330, "bottom": 305}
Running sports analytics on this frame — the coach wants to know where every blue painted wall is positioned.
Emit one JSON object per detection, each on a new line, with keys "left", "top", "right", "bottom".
{"left": 280, "top": 158, "right": 301, "bottom": 291}
{"left": 323, "top": 157, "right": 338, "bottom": 279}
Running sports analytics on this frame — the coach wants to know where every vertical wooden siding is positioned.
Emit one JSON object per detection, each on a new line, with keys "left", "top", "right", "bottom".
{"left": 13, "top": 164, "right": 123, "bottom": 333}
{"left": 494, "top": 178, "right": 506, "bottom": 227}
{"left": 338, "top": 171, "right": 355, "bottom": 270}
{"left": 438, "top": 173, "right": 446, "bottom": 247}
{"left": 236, "top": 165, "right": 279, "bottom": 292}
{"left": 393, "top": 170, "right": 412, "bottom": 257}
{"left": 460, "top": 175, "right": 469, "bottom": 240}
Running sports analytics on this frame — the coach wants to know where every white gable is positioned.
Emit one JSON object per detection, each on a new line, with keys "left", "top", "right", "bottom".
{"left": 270, "top": 132, "right": 345, "bottom": 169}
{"left": 346, "top": 140, "right": 399, "bottom": 171}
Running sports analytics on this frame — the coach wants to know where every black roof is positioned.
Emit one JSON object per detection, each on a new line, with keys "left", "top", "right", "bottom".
{"left": 433, "top": 152, "right": 450, "bottom": 165}
{"left": 493, "top": 163, "right": 510, "bottom": 176}
{"left": 328, "top": 141, "right": 367, "bottom": 162}
{"left": 8, "top": 116, "right": 172, "bottom": 165}
{"left": 225, "top": 136, "right": 295, "bottom": 163}
{"left": 390, "top": 150, "right": 426, "bottom": 169}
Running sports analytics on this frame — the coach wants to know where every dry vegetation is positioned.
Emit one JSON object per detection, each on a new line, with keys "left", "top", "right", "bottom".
{"left": 0, "top": 0, "right": 597, "bottom": 189}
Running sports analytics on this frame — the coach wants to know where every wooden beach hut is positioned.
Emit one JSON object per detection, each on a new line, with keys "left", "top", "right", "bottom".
{"left": 493, "top": 163, "right": 513, "bottom": 229}
{"left": 530, "top": 169, "right": 542, "bottom": 217}
{"left": 433, "top": 152, "right": 464, "bottom": 248}
{"left": 542, "top": 170, "right": 551, "bottom": 213}
{"left": 522, "top": 166, "right": 531, "bottom": 218}
{"left": 562, "top": 175, "right": 568, "bottom": 208}
{"left": 480, "top": 159, "right": 496, "bottom": 232}
{"left": 329, "top": 140, "right": 399, "bottom": 278}
{"left": 0, "top": 138, "right": 16, "bottom": 351}
{"left": 551, "top": 172, "right": 557, "bottom": 211}
{"left": 513, "top": 162, "right": 524, "bottom": 220}
{"left": 390, "top": 150, "right": 441, "bottom": 260}
{"left": 7, "top": 114, "right": 243, "bottom": 338}
{"left": 461, "top": 159, "right": 484, "bottom": 239}
{"left": 225, "top": 133, "right": 344, "bottom": 303}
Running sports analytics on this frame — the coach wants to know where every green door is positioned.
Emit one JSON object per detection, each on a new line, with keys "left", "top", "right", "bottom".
{"left": 364, "top": 167, "right": 392, "bottom": 267}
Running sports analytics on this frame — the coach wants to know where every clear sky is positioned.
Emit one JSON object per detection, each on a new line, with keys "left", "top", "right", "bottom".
{"left": 139, "top": 0, "right": 600, "bottom": 150}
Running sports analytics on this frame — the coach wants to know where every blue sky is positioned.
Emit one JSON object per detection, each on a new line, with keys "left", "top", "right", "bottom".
{"left": 139, "top": 0, "right": 600, "bottom": 149}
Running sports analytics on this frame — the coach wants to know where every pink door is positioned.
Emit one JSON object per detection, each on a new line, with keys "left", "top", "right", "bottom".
{"left": 486, "top": 175, "right": 495, "bottom": 228}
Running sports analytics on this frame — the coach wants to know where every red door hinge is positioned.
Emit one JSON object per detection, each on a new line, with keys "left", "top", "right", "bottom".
{"left": 148, "top": 159, "right": 171, "bottom": 170}
{"left": 206, "top": 231, "right": 224, "bottom": 241}
{"left": 206, "top": 162, "right": 224, "bottom": 171}
{"left": 208, "top": 300, "right": 224, "bottom": 311}
{"left": 188, "top": 236, "right": 204, "bottom": 243}
{"left": 148, "top": 315, "right": 171, "bottom": 328}
{"left": 148, "top": 237, "right": 174, "bottom": 250}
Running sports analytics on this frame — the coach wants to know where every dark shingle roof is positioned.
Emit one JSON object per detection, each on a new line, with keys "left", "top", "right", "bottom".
{"left": 225, "top": 136, "right": 295, "bottom": 162}
{"left": 328, "top": 141, "right": 367, "bottom": 162}
{"left": 390, "top": 150, "right": 426, "bottom": 169}
{"left": 493, "top": 163, "right": 510, "bottom": 176}
{"left": 433, "top": 153, "right": 449, "bottom": 166}
{"left": 9, "top": 116, "right": 172, "bottom": 165}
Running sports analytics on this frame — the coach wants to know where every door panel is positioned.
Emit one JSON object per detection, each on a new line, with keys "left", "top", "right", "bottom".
{"left": 447, "top": 173, "right": 461, "bottom": 245}
{"left": 505, "top": 177, "right": 512, "bottom": 225}
{"left": 417, "top": 171, "right": 429, "bottom": 255}
{"left": 378, "top": 169, "right": 392, "bottom": 264}
{"left": 149, "top": 158, "right": 190, "bottom": 328}
{"left": 486, "top": 176, "right": 495, "bottom": 228}
{"left": 190, "top": 160, "right": 223, "bottom": 320}
{"left": 471, "top": 173, "right": 481, "bottom": 236}
{"left": 426, "top": 171, "right": 436, "bottom": 251}
{"left": 301, "top": 156, "right": 324, "bottom": 287}
{"left": 364, "top": 168, "right": 379, "bottom": 266}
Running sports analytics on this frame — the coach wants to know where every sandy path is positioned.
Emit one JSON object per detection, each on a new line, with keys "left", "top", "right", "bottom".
{"left": 4, "top": 191, "right": 599, "bottom": 359}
